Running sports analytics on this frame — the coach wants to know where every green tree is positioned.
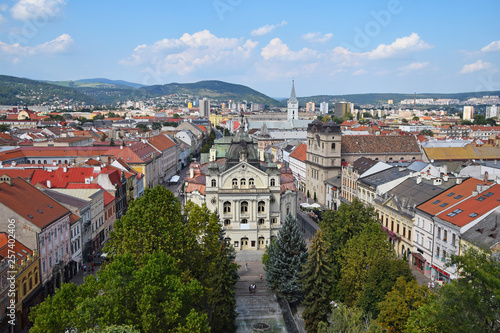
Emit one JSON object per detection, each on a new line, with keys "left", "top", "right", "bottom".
{"left": 473, "top": 114, "right": 487, "bottom": 125}
{"left": 105, "top": 186, "right": 192, "bottom": 266}
{"left": 301, "top": 230, "right": 333, "bottom": 333}
{"left": 264, "top": 213, "right": 308, "bottom": 303}
{"left": 0, "top": 124, "right": 10, "bottom": 131}
{"left": 401, "top": 118, "right": 409, "bottom": 123}
{"left": 313, "top": 192, "right": 317, "bottom": 201}
{"left": 85, "top": 325, "right": 141, "bottom": 333}
{"left": 207, "top": 241, "right": 238, "bottom": 333}
{"left": 136, "top": 123, "right": 149, "bottom": 132}
{"left": 407, "top": 249, "right": 500, "bottom": 333}
{"left": 338, "top": 223, "right": 394, "bottom": 306}
{"left": 419, "top": 129, "right": 434, "bottom": 137}
{"left": 357, "top": 258, "right": 415, "bottom": 317}
{"left": 377, "top": 277, "right": 429, "bottom": 333}
{"left": 319, "top": 199, "right": 378, "bottom": 299}
{"left": 318, "top": 302, "right": 383, "bottom": 333}
{"left": 173, "top": 113, "right": 181, "bottom": 119}
{"left": 485, "top": 117, "right": 497, "bottom": 126}
{"left": 152, "top": 122, "right": 162, "bottom": 130}
{"left": 412, "top": 116, "right": 420, "bottom": 121}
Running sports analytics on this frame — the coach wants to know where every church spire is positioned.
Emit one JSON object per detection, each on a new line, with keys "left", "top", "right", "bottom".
{"left": 289, "top": 79, "right": 298, "bottom": 104}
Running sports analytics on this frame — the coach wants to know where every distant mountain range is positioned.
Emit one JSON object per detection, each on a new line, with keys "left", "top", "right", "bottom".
{"left": 293, "top": 91, "right": 500, "bottom": 106}
{"left": 1, "top": 74, "right": 499, "bottom": 108}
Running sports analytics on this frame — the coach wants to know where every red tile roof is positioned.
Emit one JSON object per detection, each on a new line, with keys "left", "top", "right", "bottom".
{"left": 197, "top": 125, "right": 207, "bottom": 133}
{"left": 417, "top": 178, "right": 491, "bottom": 216}
{"left": 147, "top": 134, "right": 176, "bottom": 152}
{"left": 0, "top": 177, "right": 70, "bottom": 229}
{"left": 107, "top": 142, "right": 157, "bottom": 164}
{"left": 0, "top": 232, "right": 33, "bottom": 264}
{"left": 31, "top": 168, "right": 95, "bottom": 188}
{"left": 436, "top": 183, "right": 500, "bottom": 227}
{"left": 186, "top": 183, "right": 206, "bottom": 195}
{"left": 0, "top": 169, "right": 35, "bottom": 180}
{"left": 341, "top": 135, "right": 421, "bottom": 154}
{"left": 103, "top": 191, "right": 115, "bottom": 207}
{"left": 289, "top": 143, "right": 307, "bottom": 162}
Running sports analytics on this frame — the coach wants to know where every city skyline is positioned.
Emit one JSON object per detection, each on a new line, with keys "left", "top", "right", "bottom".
{"left": 0, "top": 0, "right": 499, "bottom": 97}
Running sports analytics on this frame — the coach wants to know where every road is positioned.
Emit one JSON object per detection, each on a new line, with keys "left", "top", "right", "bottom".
{"left": 164, "top": 164, "right": 189, "bottom": 201}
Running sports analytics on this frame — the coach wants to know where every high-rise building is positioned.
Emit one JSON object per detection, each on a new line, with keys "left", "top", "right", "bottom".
{"left": 486, "top": 105, "right": 498, "bottom": 119}
{"left": 287, "top": 80, "right": 299, "bottom": 121}
{"left": 306, "top": 102, "right": 315, "bottom": 112}
{"left": 463, "top": 106, "right": 474, "bottom": 120}
{"left": 334, "top": 102, "right": 353, "bottom": 118}
{"left": 199, "top": 98, "right": 210, "bottom": 117}
{"left": 320, "top": 102, "right": 329, "bottom": 114}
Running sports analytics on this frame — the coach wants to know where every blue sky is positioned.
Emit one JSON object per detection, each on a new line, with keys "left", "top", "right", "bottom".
{"left": 0, "top": 0, "right": 499, "bottom": 97}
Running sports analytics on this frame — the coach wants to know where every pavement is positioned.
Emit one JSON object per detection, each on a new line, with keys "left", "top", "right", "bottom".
{"left": 234, "top": 250, "right": 287, "bottom": 332}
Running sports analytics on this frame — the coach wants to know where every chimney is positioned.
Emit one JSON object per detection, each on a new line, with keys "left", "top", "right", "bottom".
{"left": 443, "top": 174, "right": 449, "bottom": 182}
{"left": 63, "top": 166, "right": 67, "bottom": 172}
{"left": 47, "top": 180, "right": 51, "bottom": 188}
{"left": 484, "top": 171, "right": 489, "bottom": 182}
{"left": 189, "top": 165, "right": 194, "bottom": 179}
{"left": 456, "top": 178, "right": 463, "bottom": 184}
{"left": 120, "top": 145, "right": 123, "bottom": 150}
{"left": 433, "top": 178, "right": 442, "bottom": 186}
{"left": 416, "top": 176, "right": 422, "bottom": 184}
{"left": 11, "top": 161, "right": 16, "bottom": 167}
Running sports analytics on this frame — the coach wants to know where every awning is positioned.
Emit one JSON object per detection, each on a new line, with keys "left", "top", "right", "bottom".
{"left": 310, "top": 203, "right": 321, "bottom": 208}
{"left": 300, "top": 203, "right": 311, "bottom": 208}
{"left": 412, "top": 252, "right": 426, "bottom": 262}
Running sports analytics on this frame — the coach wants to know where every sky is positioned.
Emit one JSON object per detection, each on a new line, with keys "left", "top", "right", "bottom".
{"left": 0, "top": 0, "right": 499, "bottom": 98}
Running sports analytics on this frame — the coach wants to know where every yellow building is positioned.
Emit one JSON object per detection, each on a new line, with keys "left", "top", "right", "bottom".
{"left": 188, "top": 102, "right": 193, "bottom": 109}
{"left": 209, "top": 113, "right": 224, "bottom": 126}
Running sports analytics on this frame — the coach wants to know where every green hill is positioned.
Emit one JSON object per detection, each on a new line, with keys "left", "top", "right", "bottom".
{"left": 139, "top": 80, "right": 280, "bottom": 106}
{"left": 0, "top": 75, "right": 94, "bottom": 105}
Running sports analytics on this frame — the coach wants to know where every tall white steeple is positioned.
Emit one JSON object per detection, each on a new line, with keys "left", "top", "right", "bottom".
{"left": 287, "top": 80, "right": 299, "bottom": 121}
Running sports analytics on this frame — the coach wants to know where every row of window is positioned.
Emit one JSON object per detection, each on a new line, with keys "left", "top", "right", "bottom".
{"left": 40, "top": 223, "right": 69, "bottom": 247}
{"left": 29, "top": 159, "right": 69, "bottom": 164}
{"left": 223, "top": 201, "right": 267, "bottom": 214}
{"left": 223, "top": 218, "right": 279, "bottom": 225}
{"left": 436, "top": 227, "right": 457, "bottom": 246}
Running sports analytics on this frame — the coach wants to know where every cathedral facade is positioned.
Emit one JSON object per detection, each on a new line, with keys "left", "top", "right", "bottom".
{"left": 185, "top": 122, "right": 297, "bottom": 251}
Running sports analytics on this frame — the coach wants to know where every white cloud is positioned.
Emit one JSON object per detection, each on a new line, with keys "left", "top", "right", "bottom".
{"left": 0, "top": 4, "right": 7, "bottom": 11}
{"left": 302, "top": 32, "right": 333, "bottom": 43}
{"left": 261, "top": 38, "right": 317, "bottom": 61}
{"left": 367, "top": 33, "right": 432, "bottom": 59}
{"left": 0, "top": 33, "right": 73, "bottom": 55}
{"left": 10, "top": 0, "right": 65, "bottom": 21}
{"left": 353, "top": 69, "right": 367, "bottom": 75}
{"left": 398, "top": 62, "right": 430, "bottom": 75}
{"left": 121, "top": 30, "right": 258, "bottom": 76}
{"left": 481, "top": 40, "right": 500, "bottom": 53}
{"left": 460, "top": 60, "right": 495, "bottom": 74}
{"left": 0, "top": 13, "right": 5, "bottom": 24}
{"left": 250, "top": 20, "right": 287, "bottom": 37}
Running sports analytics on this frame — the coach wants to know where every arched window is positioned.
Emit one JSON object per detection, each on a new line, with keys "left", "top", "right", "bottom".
{"left": 331, "top": 143, "right": 336, "bottom": 150}
{"left": 43, "top": 160, "right": 47, "bottom": 164}
{"left": 258, "top": 201, "right": 265, "bottom": 213}
{"left": 240, "top": 178, "right": 246, "bottom": 186}
{"left": 400, "top": 157, "right": 404, "bottom": 160}
{"left": 241, "top": 219, "right": 248, "bottom": 224}
{"left": 224, "top": 219, "right": 231, "bottom": 226}
{"left": 272, "top": 218, "right": 277, "bottom": 224}
{"left": 241, "top": 201, "right": 248, "bottom": 214}
{"left": 58, "top": 160, "right": 61, "bottom": 164}
{"left": 223, "top": 202, "right": 231, "bottom": 214}
{"left": 38, "top": 160, "right": 41, "bottom": 164}
{"left": 389, "top": 157, "right": 393, "bottom": 162}
{"left": 258, "top": 218, "right": 265, "bottom": 225}
{"left": 249, "top": 178, "right": 255, "bottom": 186}
{"left": 232, "top": 178, "right": 238, "bottom": 187}
{"left": 286, "top": 204, "right": 291, "bottom": 215}
{"left": 211, "top": 179, "right": 216, "bottom": 187}
{"left": 270, "top": 178, "right": 275, "bottom": 186}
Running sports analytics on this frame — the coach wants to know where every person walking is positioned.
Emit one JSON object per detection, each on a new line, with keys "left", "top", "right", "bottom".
{"left": 245, "top": 263, "right": 248, "bottom": 271}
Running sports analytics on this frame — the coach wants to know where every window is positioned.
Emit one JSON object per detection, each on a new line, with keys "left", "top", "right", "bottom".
{"left": 469, "top": 212, "right": 479, "bottom": 218}
{"left": 272, "top": 218, "right": 277, "bottom": 224}
{"left": 403, "top": 227, "right": 406, "bottom": 238}
{"left": 241, "top": 219, "right": 248, "bottom": 224}
{"left": 397, "top": 224, "right": 400, "bottom": 234}
{"left": 211, "top": 179, "right": 216, "bottom": 187}
{"left": 258, "top": 218, "right": 265, "bottom": 225}
{"left": 432, "top": 200, "right": 441, "bottom": 204}
{"left": 270, "top": 178, "right": 275, "bottom": 186}
{"left": 439, "top": 203, "right": 448, "bottom": 207}
{"left": 331, "top": 143, "right": 335, "bottom": 150}
{"left": 443, "top": 230, "right": 447, "bottom": 241}
{"left": 232, "top": 178, "right": 238, "bottom": 187}
{"left": 437, "top": 227, "right": 441, "bottom": 239}
{"left": 436, "top": 246, "right": 440, "bottom": 257}
{"left": 258, "top": 201, "right": 265, "bottom": 213}
{"left": 241, "top": 201, "right": 248, "bottom": 214}
{"left": 42, "top": 260, "right": 46, "bottom": 273}
{"left": 224, "top": 219, "right": 230, "bottom": 226}
{"left": 454, "top": 195, "right": 463, "bottom": 199}
{"left": 428, "top": 239, "right": 432, "bottom": 250}
{"left": 249, "top": 178, "right": 255, "bottom": 186}
{"left": 452, "top": 233, "right": 456, "bottom": 246}
{"left": 391, "top": 220, "right": 394, "bottom": 231}
{"left": 241, "top": 178, "right": 246, "bottom": 186}
{"left": 476, "top": 196, "right": 486, "bottom": 202}
{"left": 446, "top": 192, "right": 455, "bottom": 197}
{"left": 484, "top": 192, "right": 494, "bottom": 197}
{"left": 223, "top": 202, "right": 231, "bottom": 214}
{"left": 442, "top": 249, "right": 447, "bottom": 260}
{"left": 447, "top": 209, "right": 463, "bottom": 217}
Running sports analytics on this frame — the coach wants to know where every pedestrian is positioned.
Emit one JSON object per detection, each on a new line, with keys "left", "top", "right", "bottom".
{"left": 431, "top": 281, "right": 435, "bottom": 289}
{"left": 428, "top": 281, "right": 431, "bottom": 289}
{"left": 260, "top": 274, "right": 263, "bottom": 281}
{"left": 249, "top": 285, "right": 252, "bottom": 294}
{"left": 245, "top": 263, "right": 248, "bottom": 271}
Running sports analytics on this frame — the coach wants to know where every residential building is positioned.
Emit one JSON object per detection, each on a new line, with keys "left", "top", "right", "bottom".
{"left": 0, "top": 177, "right": 72, "bottom": 296}
{"left": 486, "top": 105, "right": 498, "bottom": 119}
{"left": 148, "top": 134, "right": 179, "bottom": 183}
{"left": 463, "top": 106, "right": 474, "bottom": 120}
{"left": 199, "top": 98, "right": 210, "bottom": 118}
{"left": 334, "top": 102, "right": 353, "bottom": 118}
{"left": 320, "top": 102, "right": 328, "bottom": 114}
{"left": 289, "top": 143, "right": 307, "bottom": 192}
{"left": 306, "top": 102, "right": 315, "bottom": 112}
